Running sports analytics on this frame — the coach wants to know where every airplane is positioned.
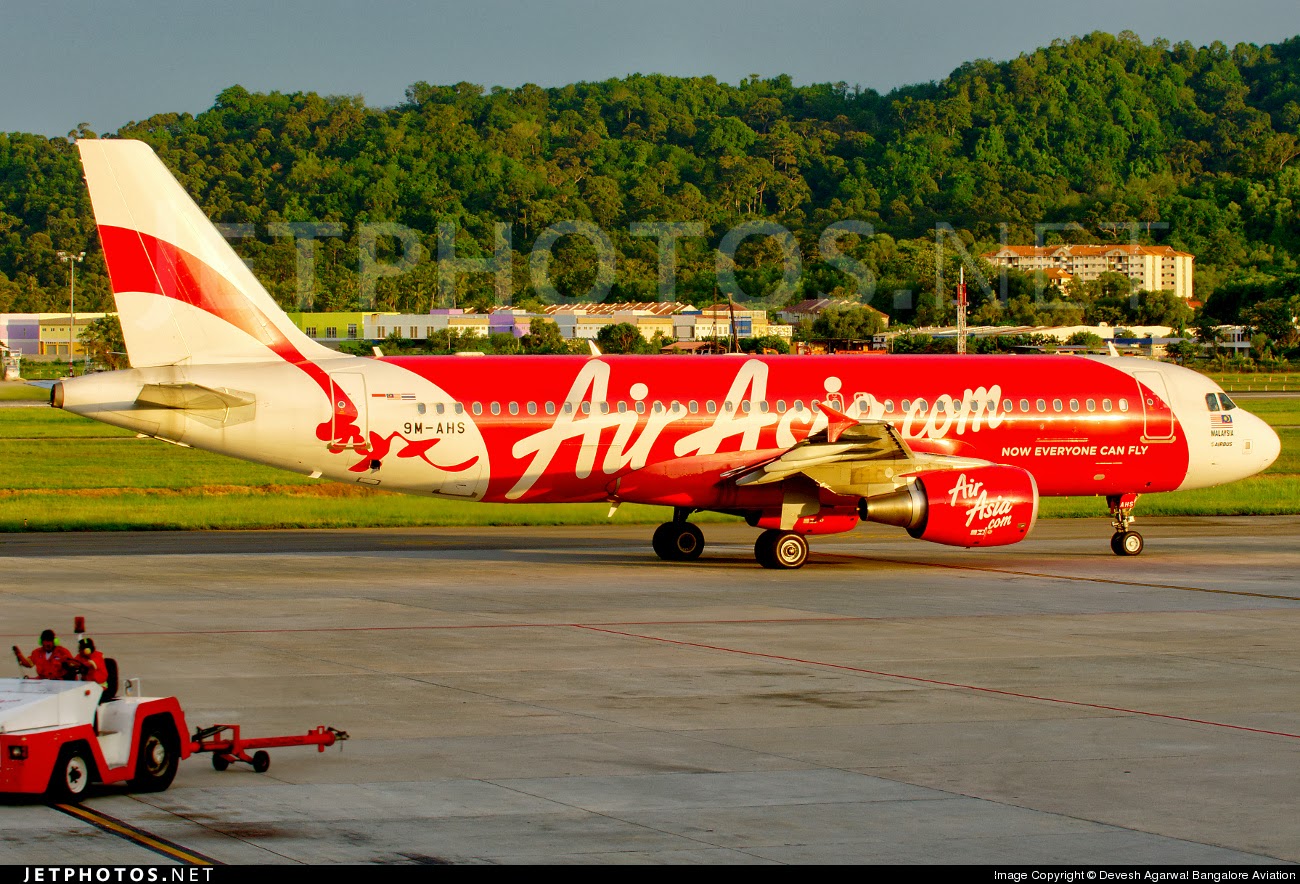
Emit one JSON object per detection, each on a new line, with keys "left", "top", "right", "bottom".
{"left": 51, "top": 140, "right": 1281, "bottom": 569}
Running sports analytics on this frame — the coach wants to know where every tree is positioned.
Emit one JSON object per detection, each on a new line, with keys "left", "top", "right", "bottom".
{"left": 1066, "top": 331, "right": 1105, "bottom": 349}
{"left": 521, "top": 317, "right": 569, "bottom": 354}
{"left": 79, "top": 316, "right": 127, "bottom": 369}
{"left": 1243, "top": 297, "right": 1298, "bottom": 348}
{"left": 810, "top": 306, "right": 885, "bottom": 341}
{"left": 596, "top": 322, "right": 650, "bottom": 354}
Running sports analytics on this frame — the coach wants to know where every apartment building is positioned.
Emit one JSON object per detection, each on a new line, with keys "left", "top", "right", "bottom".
{"left": 983, "top": 245, "right": 1194, "bottom": 300}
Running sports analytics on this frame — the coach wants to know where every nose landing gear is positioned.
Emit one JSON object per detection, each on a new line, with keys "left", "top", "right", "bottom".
{"left": 1108, "top": 493, "right": 1143, "bottom": 556}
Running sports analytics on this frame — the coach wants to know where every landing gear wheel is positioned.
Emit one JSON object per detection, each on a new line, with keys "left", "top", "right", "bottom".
{"left": 1111, "top": 531, "right": 1144, "bottom": 556}
{"left": 652, "top": 522, "right": 704, "bottom": 561}
{"left": 756, "top": 530, "right": 809, "bottom": 570}
{"left": 48, "top": 746, "right": 92, "bottom": 804}
{"left": 252, "top": 751, "right": 271, "bottom": 773}
{"left": 212, "top": 754, "right": 230, "bottom": 772}
{"left": 133, "top": 726, "right": 179, "bottom": 792}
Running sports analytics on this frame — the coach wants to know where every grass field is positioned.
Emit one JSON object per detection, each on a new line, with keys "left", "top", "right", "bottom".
{"left": 3, "top": 391, "right": 1297, "bottom": 531}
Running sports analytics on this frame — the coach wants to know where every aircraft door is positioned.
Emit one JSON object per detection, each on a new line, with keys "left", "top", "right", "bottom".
{"left": 328, "top": 372, "right": 369, "bottom": 448}
{"left": 1134, "top": 371, "right": 1175, "bottom": 441}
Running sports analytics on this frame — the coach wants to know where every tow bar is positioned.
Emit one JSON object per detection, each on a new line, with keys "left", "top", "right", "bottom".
{"left": 190, "top": 724, "right": 349, "bottom": 773}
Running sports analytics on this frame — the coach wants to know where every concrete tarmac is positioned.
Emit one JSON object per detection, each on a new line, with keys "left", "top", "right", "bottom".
{"left": 1, "top": 517, "right": 1297, "bottom": 865}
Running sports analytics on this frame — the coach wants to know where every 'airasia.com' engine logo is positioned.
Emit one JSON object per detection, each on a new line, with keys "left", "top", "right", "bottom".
{"left": 912, "top": 465, "right": 1039, "bottom": 548}
{"left": 948, "top": 472, "right": 1016, "bottom": 532}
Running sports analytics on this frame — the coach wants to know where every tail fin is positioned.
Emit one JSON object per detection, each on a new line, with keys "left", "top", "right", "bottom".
{"left": 78, "top": 139, "right": 339, "bottom": 367}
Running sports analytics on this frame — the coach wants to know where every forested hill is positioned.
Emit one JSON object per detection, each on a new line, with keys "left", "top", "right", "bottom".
{"left": 2, "top": 30, "right": 1299, "bottom": 323}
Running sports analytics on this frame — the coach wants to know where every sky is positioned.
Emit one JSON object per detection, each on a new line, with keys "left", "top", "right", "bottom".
{"left": 4, "top": 0, "right": 1300, "bottom": 137}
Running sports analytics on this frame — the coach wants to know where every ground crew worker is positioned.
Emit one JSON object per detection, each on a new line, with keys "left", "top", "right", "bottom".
{"left": 71, "top": 637, "right": 108, "bottom": 689}
{"left": 12, "top": 629, "right": 76, "bottom": 679}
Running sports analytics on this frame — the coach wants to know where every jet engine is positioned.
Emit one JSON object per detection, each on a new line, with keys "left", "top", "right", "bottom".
{"left": 860, "top": 464, "right": 1039, "bottom": 548}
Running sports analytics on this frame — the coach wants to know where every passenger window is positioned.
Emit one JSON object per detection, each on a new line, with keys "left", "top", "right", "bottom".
{"left": 1036, "top": 399, "right": 1046, "bottom": 413}
{"left": 490, "top": 402, "right": 500, "bottom": 415}
{"left": 472, "top": 402, "right": 482, "bottom": 415}
{"left": 653, "top": 401, "right": 664, "bottom": 413}
{"left": 545, "top": 402, "right": 556, "bottom": 415}
{"left": 812, "top": 402, "right": 821, "bottom": 414}
{"left": 1102, "top": 399, "right": 1112, "bottom": 413}
{"left": 795, "top": 400, "right": 805, "bottom": 412}
{"left": 1086, "top": 399, "right": 1096, "bottom": 412}
{"left": 1069, "top": 399, "right": 1079, "bottom": 413}
{"left": 671, "top": 401, "right": 682, "bottom": 414}
{"left": 1019, "top": 399, "right": 1029, "bottom": 413}
{"left": 617, "top": 402, "right": 627, "bottom": 414}
{"left": 563, "top": 402, "right": 573, "bottom": 414}
{"left": 1052, "top": 399, "right": 1063, "bottom": 413}
{"left": 884, "top": 399, "right": 894, "bottom": 413}
{"left": 916, "top": 399, "right": 928, "bottom": 413}
{"left": 776, "top": 400, "right": 787, "bottom": 413}
{"left": 724, "top": 401, "right": 734, "bottom": 412}
{"left": 937, "top": 399, "right": 947, "bottom": 413}
{"left": 635, "top": 401, "right": 645, "bottom": 414}
{"left": 454, "top": 403, "right": 464, "bottom": 415}
{"left": 856, "top": 399, "right": 868, "bottom": 412}
{"left": 759, "top": 401, "right": 769, "bottom": 413}
{"left": 1119, "top": 399, "right": 1129, "bottom": 413}
{"left": 901, "top": 399, "right": 910, "bottom": 413}
{"left": 1002, "top": 399, "right": 1013, "bottom": 412}
{"left": 1205, "top": 393, "right": 1220, "bottom": 411}
{"left": 741, "top": 401, "right": 751, "bottom": 414}
{"left": 417, "top": 403, "right": 426, "bottom": 415}
{"left": 527, "top": 402, "right": 537, "bottom": 415}
{"left": 436, "top": 403, "right": 445, "bottom": 415}
{"left": 688, "top": 400, "right": 698, "bottom": 414}
{"left": 706, "top": 401, "right": 716, "bottom": 414}
{"left": 599, "top": 402, "right": 609, "bottom": 414}
{"left": 508, "top": 402, "right": 519, "bottom": 415}
{"left": 581, "top": 402, "right": 591, "bottom": 415}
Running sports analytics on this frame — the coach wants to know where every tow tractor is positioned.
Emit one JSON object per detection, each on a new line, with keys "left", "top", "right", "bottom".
{"left": 1, "top": 627, "right": 347, "bottom": 803}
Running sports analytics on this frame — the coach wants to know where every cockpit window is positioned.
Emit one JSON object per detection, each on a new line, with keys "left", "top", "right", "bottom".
{"left": 1205, "top": 393, "right": 1220, "bottom": 411}
{"left": 1218, "top": 393, "right": 1237, "bottom": 411}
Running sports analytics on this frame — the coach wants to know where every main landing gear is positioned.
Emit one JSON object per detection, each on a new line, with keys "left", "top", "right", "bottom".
{"left": 650, "top": 509, "right": 812, "bottom": 570}
{"left": 652, "top": 508, "right": 704, "bottom": 562}
{"left": 1108, "top": 493, "right": 1143, "bottom": 557}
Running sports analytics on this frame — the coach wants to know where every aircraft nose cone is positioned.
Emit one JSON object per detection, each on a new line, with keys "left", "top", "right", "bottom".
{"left": 1258, "top": 419, "right": 1281, "bottom": 472}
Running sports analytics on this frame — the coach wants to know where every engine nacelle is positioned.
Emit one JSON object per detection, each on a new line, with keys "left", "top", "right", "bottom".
{"left": 861, "top": 465, "right": 1039, "bottom": 548}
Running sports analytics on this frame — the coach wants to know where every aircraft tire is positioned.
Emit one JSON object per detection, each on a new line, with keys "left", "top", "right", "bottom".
{"left": 653, "top": 522, "right": 704, "bottom": 561}
{"left": 652, "top": 523, "right": 677, "bottom": 560}
{"left": 757, "top": 531, "right": 808, "bottom": 569}
{"left": 1119, "top": 531, "right": 1144, "bottom": 556}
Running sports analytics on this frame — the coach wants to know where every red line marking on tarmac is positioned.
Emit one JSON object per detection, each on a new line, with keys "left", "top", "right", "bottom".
{"left": 574, "top": 624, "right": 1300, "bottom": 741}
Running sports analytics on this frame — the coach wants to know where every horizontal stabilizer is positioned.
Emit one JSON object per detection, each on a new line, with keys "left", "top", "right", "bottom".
{"left": 135, "top": 383, "right": 255, "bottom": 411}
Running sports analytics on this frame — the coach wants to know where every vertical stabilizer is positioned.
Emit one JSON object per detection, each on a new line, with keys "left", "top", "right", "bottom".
{"left": 78, "top": 139, "right": 341, "bottom": 367}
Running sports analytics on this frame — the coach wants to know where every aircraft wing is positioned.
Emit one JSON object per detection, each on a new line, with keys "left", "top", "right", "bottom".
{"left": 724, "top": 402, "right": 989, "bottom": 496}
{"left": 726, "top": 418, "right": 913, "bottom": 486}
